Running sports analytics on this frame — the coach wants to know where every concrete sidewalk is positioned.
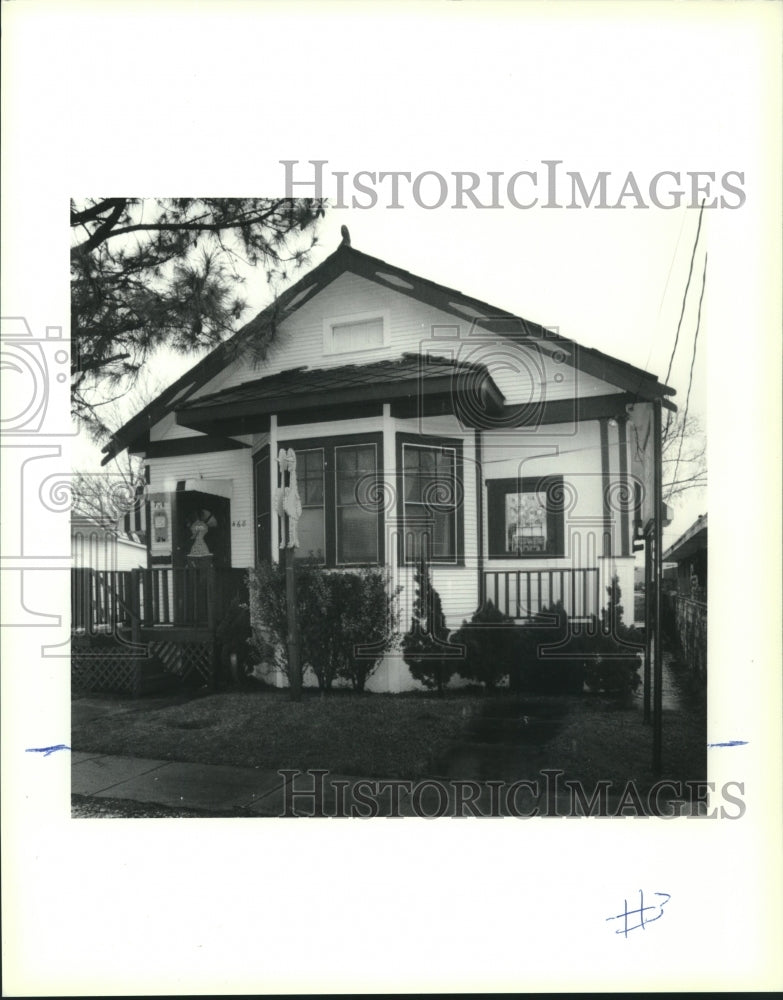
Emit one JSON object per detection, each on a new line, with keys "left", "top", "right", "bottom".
{"left": 71, "top": 751, "right": 293, "bottom": 816}
{"left": 71, "top": 751, "right": 704, "bottom": 819}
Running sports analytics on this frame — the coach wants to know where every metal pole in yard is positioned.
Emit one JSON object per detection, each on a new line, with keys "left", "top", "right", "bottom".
{"left": 643, "top": 530, "right": 652, "bottom": 724}
{"left": 278, "top": 448, "right": 302, "bottom": 702}
{"left": 285, "top": 542, "right": 301, "bottom": 702}
{"left": 653, "top": 399, "right": 664, "bottom": 774}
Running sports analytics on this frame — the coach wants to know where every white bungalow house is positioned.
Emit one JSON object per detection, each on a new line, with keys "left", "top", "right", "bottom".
{"left": 97, "top": 235, "right": 675, "bottom": 692}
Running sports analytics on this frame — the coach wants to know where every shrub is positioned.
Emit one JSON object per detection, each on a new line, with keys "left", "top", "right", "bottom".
{"left": 505, "top": 578, "right": 643, "bottom": 700}
{"left": 401, "top": 559, "right": 457, "bottom": 695}
{"left": 450, "top": 601, "right": 517, "bottom": 691}
{"left": 583, "top": 578, "right": 643, "bottom": 703}
{"left": 214, "top": 595, "right": 252, "bottom": 688}
{"left": 513, "top": 601, "right": 586, "bottom": 695}
{"left": 247, "top": 562, "right": 401, "bottom": 692}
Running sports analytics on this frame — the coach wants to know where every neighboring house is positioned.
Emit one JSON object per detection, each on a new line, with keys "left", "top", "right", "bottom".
{"left": 97, "top": 237, "right": 675, "bottom": 691}
{"left": 662, "top": 514, "right": 707, "bottom": 603}
{"left": 661, "top": 564, "right": 679, "bottom": 592}
{"left": 662, "top": 513, "right": 707, "bottom": 680}
{"left": 71, "top": 513, "right": 147, "bottom": 572}
{"left": 71, "top": 512, "right": 147, "bottom": 637}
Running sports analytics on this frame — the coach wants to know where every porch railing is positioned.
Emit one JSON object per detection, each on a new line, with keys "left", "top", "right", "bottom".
{"left": 72, "top": 567, "right": 135, "bottom": 632}
{"left": 483, "top": 567, "right": 600, "bottom": 621}
{"left": 71, "top": 566, "right": 247, "bottom": 634}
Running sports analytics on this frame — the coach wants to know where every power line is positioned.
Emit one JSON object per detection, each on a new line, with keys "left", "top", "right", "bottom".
{"left": 668, "top": 251, "right": 707, "bottom": 501}
{"left": 627, "top": 204, "right": 696, "bottom": 411}
{"left": 664, "top": 200, "right": 706, "bottom": 389}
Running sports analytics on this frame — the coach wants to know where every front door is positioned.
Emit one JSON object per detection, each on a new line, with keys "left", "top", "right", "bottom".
{"left": 172, "top": 491, "right": 231, "bottom": 569}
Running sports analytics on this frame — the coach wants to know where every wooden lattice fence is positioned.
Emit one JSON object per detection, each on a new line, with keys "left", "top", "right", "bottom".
{"left": 72, "top": 642, "right": 142, "bottom": 695}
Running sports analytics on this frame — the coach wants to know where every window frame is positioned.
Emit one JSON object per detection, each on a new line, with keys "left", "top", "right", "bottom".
{"left": 486, "top": 475, "right": 565, "bottom": 560}
{"left": 295, "top": 446, "right": 327, "bottom": 565}
{"left": 396, "top": 432, "right": 465, "bottom": 567}
{"left": 277, "top": 432, "right": 385, "bottom": 568}
{"left": 322, "top": 309, "right": 390, "bottom": 357}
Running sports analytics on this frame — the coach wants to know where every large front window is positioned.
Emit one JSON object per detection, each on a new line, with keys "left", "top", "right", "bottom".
{"left": 335, "top": 444, "right": 379, "bottom": 564}
{"left": 397, "top": 434, "right": 463, "bottom": 564}
{"left": 297, "top": 448, "right": 326, "bottom": 562}
{"left": 279, "top": 434, "right": 383, "bottom": 567}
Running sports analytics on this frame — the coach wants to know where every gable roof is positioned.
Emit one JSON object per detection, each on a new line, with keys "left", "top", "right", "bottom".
{"left": 102, "top": 241, "right": 676, "bottom": 464}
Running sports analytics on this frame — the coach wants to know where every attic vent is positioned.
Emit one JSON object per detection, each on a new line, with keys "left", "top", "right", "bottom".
{"left": 448, "top": 302, "right": 486, "bottom": 320}
{"left": 375, "top": 271, "right": 414, "bottom": 290}
{"left": 285, "top": 284, "right": 316, "bottom": 309}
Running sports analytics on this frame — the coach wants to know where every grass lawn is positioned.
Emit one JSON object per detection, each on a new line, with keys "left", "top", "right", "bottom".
{"left": 72, "top": 658, "right": 706, "bottom": 793}
{"left": 71, "top": 688, "right": 480, "bottom": 778}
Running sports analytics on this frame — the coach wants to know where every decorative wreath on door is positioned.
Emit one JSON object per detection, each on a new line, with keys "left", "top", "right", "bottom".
{"left": 188, "top": 508, "right": 218, "bottom": 557}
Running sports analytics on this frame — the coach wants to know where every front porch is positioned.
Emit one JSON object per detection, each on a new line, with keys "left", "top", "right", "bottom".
{"left": 71, "top": 566, "right": 248, "bottom": 694}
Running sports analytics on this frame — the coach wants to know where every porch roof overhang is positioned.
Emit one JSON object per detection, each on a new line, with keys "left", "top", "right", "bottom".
{"left": 173, "top": 353, "right": 506, "bottom": 437}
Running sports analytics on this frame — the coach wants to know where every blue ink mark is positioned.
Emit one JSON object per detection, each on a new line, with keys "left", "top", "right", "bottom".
{"left": 607, "top": 890, "right": 670, "bottom": 937}
{"left": 707, "top": 740, "right": 748, "bottom": 748}
{"left": 26, "top": 744, "right": 71, "bottom": 756}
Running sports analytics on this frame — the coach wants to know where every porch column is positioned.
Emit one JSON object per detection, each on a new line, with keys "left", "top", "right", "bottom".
{"left": 269, "top": 413, "right": 279, "bottom": 558}
{"left": 382, "top": 403, "right": 404, "bottom": 693}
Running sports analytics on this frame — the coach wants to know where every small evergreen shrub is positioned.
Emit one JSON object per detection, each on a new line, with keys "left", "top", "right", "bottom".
{"left": 401, "top": 559, "right": 458, "bottom": 695}
{"left": 450, "top": 600, "right": 517, "bottom": 691}
{"left": 583, "top": 577, "right": 643, "bottom": 703}
{"left": 513, "top": 601, "right": 586, "bottom": 695}
{"left": 511, "top": 578, "right": 642, "bottom": 700}
{"left": 214, "top": 595, "right": 252, "bottom": 688}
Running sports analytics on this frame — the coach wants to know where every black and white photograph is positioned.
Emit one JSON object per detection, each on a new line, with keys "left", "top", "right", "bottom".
{"left": 67, "top": 194, "right": 708, "bottom": 822}
{"left": 2, "top": 1, "right": 781, "bottom": 995}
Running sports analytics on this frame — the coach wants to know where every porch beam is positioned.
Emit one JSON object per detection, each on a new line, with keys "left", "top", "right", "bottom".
{"left": 144, "top": 434, "right": 251, "bottom": 459}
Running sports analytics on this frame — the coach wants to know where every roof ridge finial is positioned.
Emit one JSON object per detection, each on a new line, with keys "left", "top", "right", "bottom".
{"left": 340, "top": 225, "right": 351, "bottom": 247}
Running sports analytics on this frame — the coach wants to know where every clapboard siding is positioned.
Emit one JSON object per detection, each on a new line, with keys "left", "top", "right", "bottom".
{"left": 147, "top": 449, "right": 255, "bottom": 568}
{"left": 480, "top": 420, "right": 624, "bottom": 571}
{"left": 190, "top": 272, "right": 623, "bottom": 405}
